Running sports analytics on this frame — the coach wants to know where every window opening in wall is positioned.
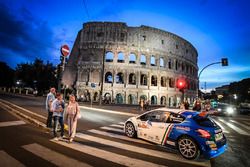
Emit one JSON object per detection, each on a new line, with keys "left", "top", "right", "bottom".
{"left": 129, "top": 53, "right": 136, "bottom": 64}
{"left": 160, "top": 96, "right": 166, "bottom": 105}
{"left": 161, "top": 40, "right": 164, "bottom": 44}
{"left": 129, "top": 73, "right": 136, "bottom": 85}
{"left": 176, "top": 44, "right": 179, "bottom": 49}
{"left": 160, "top": 58, "right": 164, "bottom": 67}
{"left": 105, "top": 72, "right": 113, "bottom": 83}
{"left": 151, "top": 56, "right": 156, "bottom": 66}
{"left": 175, "top": 60, "right": 178, "bottom": 70}
{"left": 105, "top": 51, "right": 114, "bottom": 62}
{"left": 142, "top": 35, "right": 146, "bottom": 41}
{"left": 117, "top": 52, "right": 124, "bottom": 63}
{"left": 116, "top": 72, "right": 124, "bottom": 84}
{"left": 168, "top": 59, "right": 172, "bottom": 69}
{"left": 169, "top": 78, "right": 174, "bottom": 88}
{"left": 97, "top": 32, "right": 104, "bottom": 37}
{"left": 121, "top": 33, "right": 125, "bottom": 41}
{"left": 140, "top": 54, "right": 146, "bottom": 65}
{"left": 151, "top": 75, "right": 157, "bottom": 86}
{"left": 161, "top": 77, "right": 167, "bottom": 87}
{"left": 182, "top": 63, "right": 185, "bottom": 71}
{"left": 140, "top": 74, "right": 147, "bottom": 85}
{"left": 151, "top": 96, "right": 157, "bottom": 105}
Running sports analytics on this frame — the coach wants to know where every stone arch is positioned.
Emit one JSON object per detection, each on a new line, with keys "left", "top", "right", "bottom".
{"left": 104, "top": 93, "right": 111, "bottom": 104}
{"left": 140, "top": 74, "right": 147, "bottom": 85}
{"left": 160, "top": 57, "right": 164, "bottom": 67}
{"left": 140, "top": 54, "right": 146, "bottom": 65}
{"left": 128, "top": 94, "right": 136, "bottom": 104}
{"left": 160, "top": 96, "right": 166, "bottom": 105}
{"left": 116, "top": 72, "right": 124, "bottom": 84}
{"left": 117, "top": 52, "right": 124, "bottom": 63}
{"left": 129, "top": 53, "right": 136, "bottom": 64}
{"left": 105, "top": 51, "right": 114, "bottom": 62}
{"left": 116, "top": 93, "right": 123, "bottom": 104}
{"left": 150, "top": 55, "right": 156, "bottom": 66}
{"left": 161, "top": 76, "right": 167, "bottom": 87}
{"left": 151, "top": 95, "right": 157, "bottom": 105}
{"left": 105, "top": 72, "right": 113, "bottom": 83}
{"left": 151, "top": 75, "right": 157, "bottom": 86}
{"left": 128, "top": 73, "right": 136, "bottom": 85}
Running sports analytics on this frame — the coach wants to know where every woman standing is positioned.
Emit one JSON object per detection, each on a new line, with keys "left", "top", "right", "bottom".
{"left": 66, "top": 95, "right": 80, "bottom": 143}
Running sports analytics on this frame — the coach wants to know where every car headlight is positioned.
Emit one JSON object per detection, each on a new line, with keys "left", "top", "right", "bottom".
{"left": 226, "top": 107, "right": 234, "bottom": 114}
{"left": 217, "top": 108, "right": 222, "bottom": 112}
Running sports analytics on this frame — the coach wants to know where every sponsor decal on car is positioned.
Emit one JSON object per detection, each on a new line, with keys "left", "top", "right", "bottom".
{"left": 166, "top": 140, "right": 176, "bottom": 146}
{"left": 138, "top": 120, "right": 152, "bottom": 129}
{"left": 161, "top": 124, "right": 174, "bottom": 146}
{"left": 175, "top": 126, "right": 190, "bottom": 131}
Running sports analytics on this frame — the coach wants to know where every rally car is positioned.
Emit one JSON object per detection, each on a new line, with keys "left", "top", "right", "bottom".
{"left": 124, "top": 108, "right": 227, "bottom": 160}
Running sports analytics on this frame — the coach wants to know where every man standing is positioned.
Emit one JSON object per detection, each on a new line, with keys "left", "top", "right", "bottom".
{"left": 51, "top": 93, "right": 65, "bottom": 140}
{"left": 45, "top": 88, "right": 56, "bottom": 128}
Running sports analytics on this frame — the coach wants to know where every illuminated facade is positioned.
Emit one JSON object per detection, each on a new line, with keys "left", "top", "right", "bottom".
{"left": 62, "top": 22, "right": 198, "bottom": 106}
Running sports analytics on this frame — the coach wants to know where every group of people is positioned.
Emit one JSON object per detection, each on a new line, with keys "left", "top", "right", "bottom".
{"left": 46, "top": 88, "right": 80, "bottom": 143}
{"left": 180, "top": 98, "right": 212, "bottom": 112}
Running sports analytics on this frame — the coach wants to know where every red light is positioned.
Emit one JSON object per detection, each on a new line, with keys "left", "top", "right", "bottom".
{"left": 197, "top": 129, "right": 211, "bottom": 139}
{"left": 177, "top": 79, "right": 186, "bottom": 89}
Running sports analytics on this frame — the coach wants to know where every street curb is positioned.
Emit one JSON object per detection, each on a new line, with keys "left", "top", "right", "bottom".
{"left": 79, "top": 106, "right": 138, "bottom": 117}
{"left": 0, "top": 99, "right": 69, "bottom": 131}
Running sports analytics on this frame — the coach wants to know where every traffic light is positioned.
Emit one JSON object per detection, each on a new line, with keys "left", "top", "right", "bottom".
{"left": 221, "top": 58, "right": 228, "bottom": 66}
{"left": 177, "top": 79, "right": 186, "bottom": 91}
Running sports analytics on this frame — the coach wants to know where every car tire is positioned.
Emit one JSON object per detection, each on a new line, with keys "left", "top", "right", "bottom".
{"left": 125, "top": 122, "right": 136, "bottom": 138}
{"left": 178, "top": 136, "right": 200, "bottom": 160}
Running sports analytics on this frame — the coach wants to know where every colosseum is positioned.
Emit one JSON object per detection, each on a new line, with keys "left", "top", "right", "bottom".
{"left": 62, "top": 22, "right": 198, "bottom": 107}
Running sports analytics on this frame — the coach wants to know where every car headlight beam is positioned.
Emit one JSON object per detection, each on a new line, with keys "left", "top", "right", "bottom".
{"left": 226, "top": 107, "right": 234, "bottom": 114}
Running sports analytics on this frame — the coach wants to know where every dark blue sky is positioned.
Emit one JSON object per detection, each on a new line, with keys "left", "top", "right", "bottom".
{"left": 0, "top": 0, "right": 249, "bottom": 90}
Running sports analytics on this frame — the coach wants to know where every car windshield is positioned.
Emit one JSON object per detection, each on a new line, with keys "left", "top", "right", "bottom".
{"left": 193, "top": 115, "right": 217, "bottom": 127}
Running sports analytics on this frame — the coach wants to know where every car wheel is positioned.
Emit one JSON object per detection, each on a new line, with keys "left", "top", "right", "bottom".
{"left": 178, "top": 136, "right": 200, "bottom": 160}
{"left": 125, "top": 122, "right": 136, "bottom": 138}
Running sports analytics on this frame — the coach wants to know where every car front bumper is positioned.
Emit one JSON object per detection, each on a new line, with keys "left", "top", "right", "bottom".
{"left": 203, "top": 144, "right": 227, "bottom": 159}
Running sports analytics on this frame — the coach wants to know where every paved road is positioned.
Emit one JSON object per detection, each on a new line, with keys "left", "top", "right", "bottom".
{"left": 0, "top": 93, "right": 250, "bottom": 167}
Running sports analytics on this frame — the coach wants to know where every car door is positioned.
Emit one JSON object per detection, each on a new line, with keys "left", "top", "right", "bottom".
{"left": 137, "top": 111, "right": 171, "bottom": 144}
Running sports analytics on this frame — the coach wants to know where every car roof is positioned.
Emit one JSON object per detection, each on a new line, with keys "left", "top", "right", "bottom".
{"left": 147, "top": 107, "right": 198, "bottom": 116}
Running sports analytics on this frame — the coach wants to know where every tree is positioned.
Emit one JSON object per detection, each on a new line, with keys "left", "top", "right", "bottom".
{"left": 0, "top": 62, "right": 14, "bottom": 87}
{"left": 15, "top": 58, "right": 57, "bottom": 95}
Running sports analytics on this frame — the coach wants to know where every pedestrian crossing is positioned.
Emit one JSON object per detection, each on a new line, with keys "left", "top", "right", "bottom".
{"left": 1, "top": 118, "right": 249, "bottom": 167}
{"left": 213, "top": 117, "right": 250, "bottom": 136}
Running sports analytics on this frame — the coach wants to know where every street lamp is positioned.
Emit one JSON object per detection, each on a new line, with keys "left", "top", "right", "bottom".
{"left": 198, "top": 58, "right": 229, "bottom": 98}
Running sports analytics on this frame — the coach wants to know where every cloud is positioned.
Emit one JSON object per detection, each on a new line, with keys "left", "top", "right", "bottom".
{"left": 0, "top": 3, "right": 54, "bottom": 68}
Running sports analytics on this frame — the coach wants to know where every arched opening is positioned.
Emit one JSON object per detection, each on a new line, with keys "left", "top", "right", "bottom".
{"left": 104, "top": 93, "right": 111, "bottom": 104}
{"left": 128, "top": 94, "right": 136, "bottom": 104}
{"left": 105, "top": 72, "right": 113, "bottom": 83}
{"left": 116, "top": 93, "right": 123, "bottom": 104}
{"left": 169, "top": 97, "right": 174, "bottom": 107}
{"left": 168, "top": 59, "right": 172, "bottom": 69}
{"left": 117, "top": 52, "right": 124, "bottom": 63}
{"left": 140, "top": 54, "right": 146, "bottom": 65}
{"left": 129, "top": 53, "right": 136, "bottom": 64}
{"left": 151, "top": 75, "right": 157, "bottom": 86}
{"left": 160, "top": 58, "right": 164, "bottom": 67}
{"left": 151, "top": 96, "right": 157, "bottom": 105}
{"left": 161, "top": 76, "right": 167, "bottom": 87}
{"left": 169, "top": 78, "right": 175, "bottom": 88}
{"left": 140, "top": 74, "right": 147, "bottom": 85}
{"left": 128, "top": 73, "right": 136, "bottom": 85}
{"left": 160, "top": 96, "right": 166, "bottom": 105}
{"left": 83, "top": 89, "right": 90, "bottom": 102}
{"left": 105, "top": 51, "right": 114, "bottom": 62}
{"left": 140, "top": 95, "right": 147, "bottom": 101}
{"left": 151, "top": 55, "right": 156, "bottom": 66}
{"left": 116, "top": 72, "right": 124, "bottom": 84}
